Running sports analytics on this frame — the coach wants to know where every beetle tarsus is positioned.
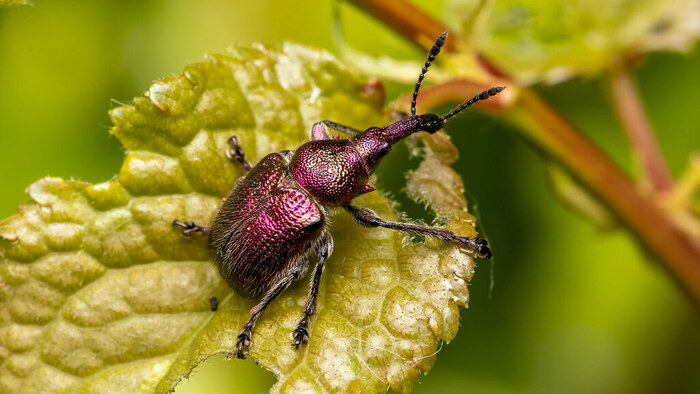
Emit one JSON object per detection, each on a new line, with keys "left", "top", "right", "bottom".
{"left": 454, "top": 235, "right": 492, "bottom": 259}
{"left": 231, "top": 329, "right": 252, "bottom": 359}
{"left": 172, "top": 219, "right": 209, "bottom": 236}
{"left": 227, "top": 136, "right": 252, "bottom": 172}
{"left": 291, "top": 321, "right": 309, "bottom": 348}
{"left": 474, "top": 237, "right": 492, "bottom": 259}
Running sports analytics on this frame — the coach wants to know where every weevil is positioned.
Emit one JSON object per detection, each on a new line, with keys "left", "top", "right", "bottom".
{"left": 173, "top": 33, "right": 504, "bottom": 359}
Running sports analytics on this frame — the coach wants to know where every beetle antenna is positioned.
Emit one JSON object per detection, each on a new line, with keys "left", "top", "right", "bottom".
{"left": 411, "top": 32, "right": 448, "bottom": 116}
{"left": 440, "top": 86, "right": 506, "bottom": 122}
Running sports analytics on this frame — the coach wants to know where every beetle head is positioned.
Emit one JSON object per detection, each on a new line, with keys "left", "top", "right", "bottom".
{"left": 351, "top": 32, "right": 505, "bottom": 174}
{"left": 351, "top": 114, "right": 442, "bottom": 172}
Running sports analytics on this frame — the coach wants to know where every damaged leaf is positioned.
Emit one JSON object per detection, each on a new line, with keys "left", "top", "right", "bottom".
{"left": 0, "top": 43, "right": 484, "bottom": 393}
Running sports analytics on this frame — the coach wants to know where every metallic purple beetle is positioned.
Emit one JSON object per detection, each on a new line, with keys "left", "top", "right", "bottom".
{"left": 173, "top": 33, "right": 504, "bottom": 359}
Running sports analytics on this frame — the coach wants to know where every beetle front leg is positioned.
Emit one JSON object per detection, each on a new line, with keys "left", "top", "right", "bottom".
{"left": 231, "top": 268, "right": 301, "bottom": 359}
{"left": 226, "top": 136, "right": 252, "bottom": 172}
{"left": 172, "top": 220, "right": 210, "bottom": 236}
{"left": 292, "top": 238, "right": 333, "bottom": 348}
{"left": 310, "top": 121, "right": 363, "bottom": 140}
{"left": 344, "top": 203, "right": 491, "bottom": 258}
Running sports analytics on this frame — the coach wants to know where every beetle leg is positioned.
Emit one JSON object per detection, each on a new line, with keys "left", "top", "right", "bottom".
{"left": 343, "top": 203, "right": 492, "bottom": 258}
{"left": 323, "top": 120, "right": 362, "bottom": 137}
{"left": 226, "top": 136, "right": 252, "bottom": 172}
{"left": 172, "top": 220, "right": 210, "bottom": 236}
{"left": 310, "top": 121, "right": 363, "bottom": 141}
{"left": 292, "top": 238, "right": 333, "bottom": 348}
{"left": 231, "top": 268, "right": 301, "bottom": 359}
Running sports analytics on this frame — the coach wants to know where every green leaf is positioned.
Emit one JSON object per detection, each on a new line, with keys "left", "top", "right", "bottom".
{"left": 446, "top": 0, "right": 700, "bottom": 84}
{"left": 0, "top": 0, "right": 31, "bottom": 7}
{"left": 0, "top": 43, "right": 483, "bottom": 393}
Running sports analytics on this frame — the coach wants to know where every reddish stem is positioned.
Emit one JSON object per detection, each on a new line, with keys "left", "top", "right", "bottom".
{"left": 395, "top": 79, "right": 511, "bottom": 113}
{"left": 346, "top": 0, "right": 700, "bottom": 307}
{"left": 609, "top": 66, "right": 674, "bottom": 193}
{"left": 513, "top": 90, "right": 700, "bottom": 306}
{"left": 347, "top": 0, "right": 458, "bottom": 52}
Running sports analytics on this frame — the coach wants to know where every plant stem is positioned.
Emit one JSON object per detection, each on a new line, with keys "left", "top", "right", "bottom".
{"left": 346, "top": 0, "right": 700, "bottom": 307}
{"left": 347, "top": 0, "right": 458, "bottom": 52}
{"left": 395, "top": 78, "right": 511, "bottom": 113}
{"left": 511, "top": 90, "right": 700, "bottom": 306}
{"left": 609, "top": 66, "right": 674, "bottom": 193}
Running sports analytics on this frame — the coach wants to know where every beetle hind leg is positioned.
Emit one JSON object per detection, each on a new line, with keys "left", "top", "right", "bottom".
{"left": 230, "top": 268, "right": 302, "bottom": 359}
{"left": 292, "top": 237, "right": 333, "bottom": 348}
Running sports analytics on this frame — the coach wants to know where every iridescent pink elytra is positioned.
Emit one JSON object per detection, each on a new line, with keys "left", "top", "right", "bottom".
{"left": 173, "top": 32, "right": 505, "bottom": 359}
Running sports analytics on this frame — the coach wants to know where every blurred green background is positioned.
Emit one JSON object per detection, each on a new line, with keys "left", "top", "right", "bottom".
{"left": 1, "top": 0, "right": 698, "bottom": 393}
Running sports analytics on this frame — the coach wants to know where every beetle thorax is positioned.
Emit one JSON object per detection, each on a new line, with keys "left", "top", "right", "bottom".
{"left": 289, "top": 140, "right": 370, "bottom": 206}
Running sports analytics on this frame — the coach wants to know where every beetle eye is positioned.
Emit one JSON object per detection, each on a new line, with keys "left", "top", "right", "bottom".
{"left": 380, "top": 142, "right": 391, "bottom": 153}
